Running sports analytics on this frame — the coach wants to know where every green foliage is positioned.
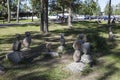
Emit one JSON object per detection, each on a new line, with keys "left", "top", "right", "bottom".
{"left": 81, "top": 64, "right": 93, "bottom": 76}
{"left": 104, "top": 1, "right": 113, "bottom": 15}
{"left": 10, "top": 0, "right": 17, "bottom": 11}
{"left": 80, "top": 0, "right": 98, "bottom": 15}
{"left": 112, "top": 3, "right": 120, "bottom": 15}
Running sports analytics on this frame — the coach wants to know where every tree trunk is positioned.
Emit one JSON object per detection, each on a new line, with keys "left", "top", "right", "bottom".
{"left": 32, "top": 7, "right": 34, "bottom": 22}
{"left": 32, "top": 11, "right": 34, "bottom": 22}
{"left": 108, "top": 0, "right": 111, "bottom": 25}
{"left": 68, "top": 4, "right": 72, "bottom": 29}
{"left": 7, "top": 0, "right": 11, "bottom": 23}
{"left": 16, "top": 0, "right": 20, "bottom": 23}
{"left": 62, "top": 5, "right": 65, "bottom": 23}
{"left": 44, "top": 0, "right": 48, "bottom": 33}
{"left": 40, "top": 0, "right": 44, "bottom": 32}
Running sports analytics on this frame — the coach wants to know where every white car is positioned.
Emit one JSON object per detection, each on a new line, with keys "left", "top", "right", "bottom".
{"left": 73, "top": 15, "right": 85, "bottom": 21}
{"left": 48, "top": 15, "right": 58, "bottom": 20}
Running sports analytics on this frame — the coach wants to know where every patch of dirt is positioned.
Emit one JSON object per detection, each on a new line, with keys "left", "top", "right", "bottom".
{"left": 59, "top": 54, "right": 72, "bottom": 64}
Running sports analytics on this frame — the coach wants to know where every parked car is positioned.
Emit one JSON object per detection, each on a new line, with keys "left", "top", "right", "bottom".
{"left": 48, "top": 15, "right": 58, "bottom": 20}
{"left": 115, "top": 16, "right": 120, "bottom": 22}
{"left": 102, "top": 16, "right": 115, "bottom": 20}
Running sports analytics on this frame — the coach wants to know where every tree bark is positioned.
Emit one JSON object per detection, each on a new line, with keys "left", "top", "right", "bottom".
{"left": 40, "top": 0, "right": 48, "bottom": 33}
{"left": 40, "top": 0, "right": 44, "bottom": 32}
{"left": 108, "top": 0, "right": 111, "bottom": 25}
{"left": 62, "top": 5, "right": 65, "bottom": 23}
{"left": 16, "top": 0, "right": 20, "bottom": 23}
{"left": 68, "top": 3, "right": 72, "bottom": 29}
{"left": 7, "top": 0, "right": 11, "bottom": 23}
{"left": 32, "top": 11, "right": 34, "bottom": 22}
{"left": 44, "top": 0, "right": 48, "bottom": 33}
{"left": 32, "top": 6, "right": 34, "bottom": 22}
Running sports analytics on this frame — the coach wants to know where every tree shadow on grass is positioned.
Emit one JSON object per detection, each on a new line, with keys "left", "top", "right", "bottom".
{"left": 97, "top": 62, "right": 119, "bottom": 80}
{"left": 50, "top": 26, "right": 110, "bottom": 54}
{"left": 14, "top": 71, "right": 50, "bottom": 80}
{"left": 55, "top": 21, "right": 98, "bottom": 27}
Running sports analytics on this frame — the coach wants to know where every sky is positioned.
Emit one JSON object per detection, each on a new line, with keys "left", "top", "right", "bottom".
{"left": 98, "top": 0, "right": 120, "bottom": 12}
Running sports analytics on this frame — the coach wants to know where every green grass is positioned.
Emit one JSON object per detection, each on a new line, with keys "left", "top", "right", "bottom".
{"left": 0, "top": 21, "right": 120, "bottom": 80}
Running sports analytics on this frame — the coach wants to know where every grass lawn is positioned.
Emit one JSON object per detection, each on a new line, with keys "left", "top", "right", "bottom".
{"left": 0, "top": 21, "right": 120, "bottom": 80}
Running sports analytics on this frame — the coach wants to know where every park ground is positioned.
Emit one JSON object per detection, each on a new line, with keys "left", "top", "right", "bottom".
{"left": 0, "top": 21, "right": 120, "bottom": 80}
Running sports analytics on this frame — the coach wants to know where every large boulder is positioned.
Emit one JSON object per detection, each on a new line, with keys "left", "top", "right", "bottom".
{"left": 60, "top": 33, "right": 65, "bottom": 46}
{"left": 81, "top": 54, "right": 92, "bottom": 64}
{"left": 73, "top": 41, "right": 81, "bottom": 50}
{"left": 45, "top": 52, "right": 59, "bottom": 57}
{"left": 22, "top": 32, "right": 31, "bottom": 49}
{"left": 12, "top": 34, "right": 22, "bottom": 51}
{"left": 73, "top": 50, "right": 81, "bottom": 62}
{"left": 6, "top": 51, "right": 23, "bottom": 64}
{"left": 66, "top": 62, "right": 86, "bottom": 73}
{"left": 109, "top": 31, "right": 114, "bottom": 41}
{"left": 57, "top": 45, "right": 65, "bottom": 54}
{"left": 81, "top": 42, "right": 90, "bottom": 54}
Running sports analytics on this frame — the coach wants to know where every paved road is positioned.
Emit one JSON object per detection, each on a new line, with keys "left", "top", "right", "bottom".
{"left": 0, "top": 22, "right": 40, "bottom": 27}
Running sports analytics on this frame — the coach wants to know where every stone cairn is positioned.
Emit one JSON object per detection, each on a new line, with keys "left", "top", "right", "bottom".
{"left": 66, "top": 33, "right": 92, "bottom": 73}
{"left": 6, "top": 34, "right": 23, "bottom": 64}
{"left": 72, "top": 40, "right": 81, "bottom": 62}
{"left": 108, "top": 27, "right": 114, "bottom": 41}
{"left": 78, "top": 33, "right": 92, "bottom": 64}
{"left": 6, "top": 32, "right": 33, "bottom": 63}
{"left": 22, "top": 32, "right": 32, "bottom": 50}
{"left": 46, "top": 43, "right": 59, "bottom": 57}
{"left": 12, "top": 34, "right": 22, "bottom": 51}
{"left": 46, "top": 43, "right": 52, "bottom": 53}
{"left": 57, "top": 33, "right": 65, "bottom": 56}
{"left": 60, "top": 33, "right": 65, "bottom": 46}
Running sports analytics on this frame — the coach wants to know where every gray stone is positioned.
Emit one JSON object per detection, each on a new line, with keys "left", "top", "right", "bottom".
{"left": 12, "top": 34, "right": 22, "bottom": 51}
{"left": 22, "top": 32, "right": 31, "bottom": 49}
{"left": 21, "top": 48, "right": 31, "bottom": 58}
{"left": 73, "top": 50, "right": 81, "bottom": 62}
{"left": 81, "top": 42, "right": 90, "bottom": 54}
{"left": 57, "top": 45, "right": 64, "bottom": 54}
{"left": 109, "top": 31, "right": 114, "bottom": 41}
{"left": 60, "top": 33, "right": 65, "bottom": 46}
{"left": 66, "top": 62, "right": 86, "bottom": 73}
{"left": 45, "top": 43, "right": 59, "bottom": 57}
{"left": 6, "top": 51, "right": 23, "bottom": 64}
{"left": 73, "top": 41, "right": 81, "bottom": 62}
{"left": 77, "top": 33, "right": 87, "bottom": 44}
{"left": 49, "top": 52, "right": 59, "bottom": 57}
{"left": 81, "top": 54, "right": 92, "bottom": 64}
{"left": 45, "top": 52, "right": 59, "bottom": 57}
{"left": 46, "top": 43, "right": 52, "bottom": 52}
{"left": 73, "top": 41, "right": 80, "bottom": 50}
